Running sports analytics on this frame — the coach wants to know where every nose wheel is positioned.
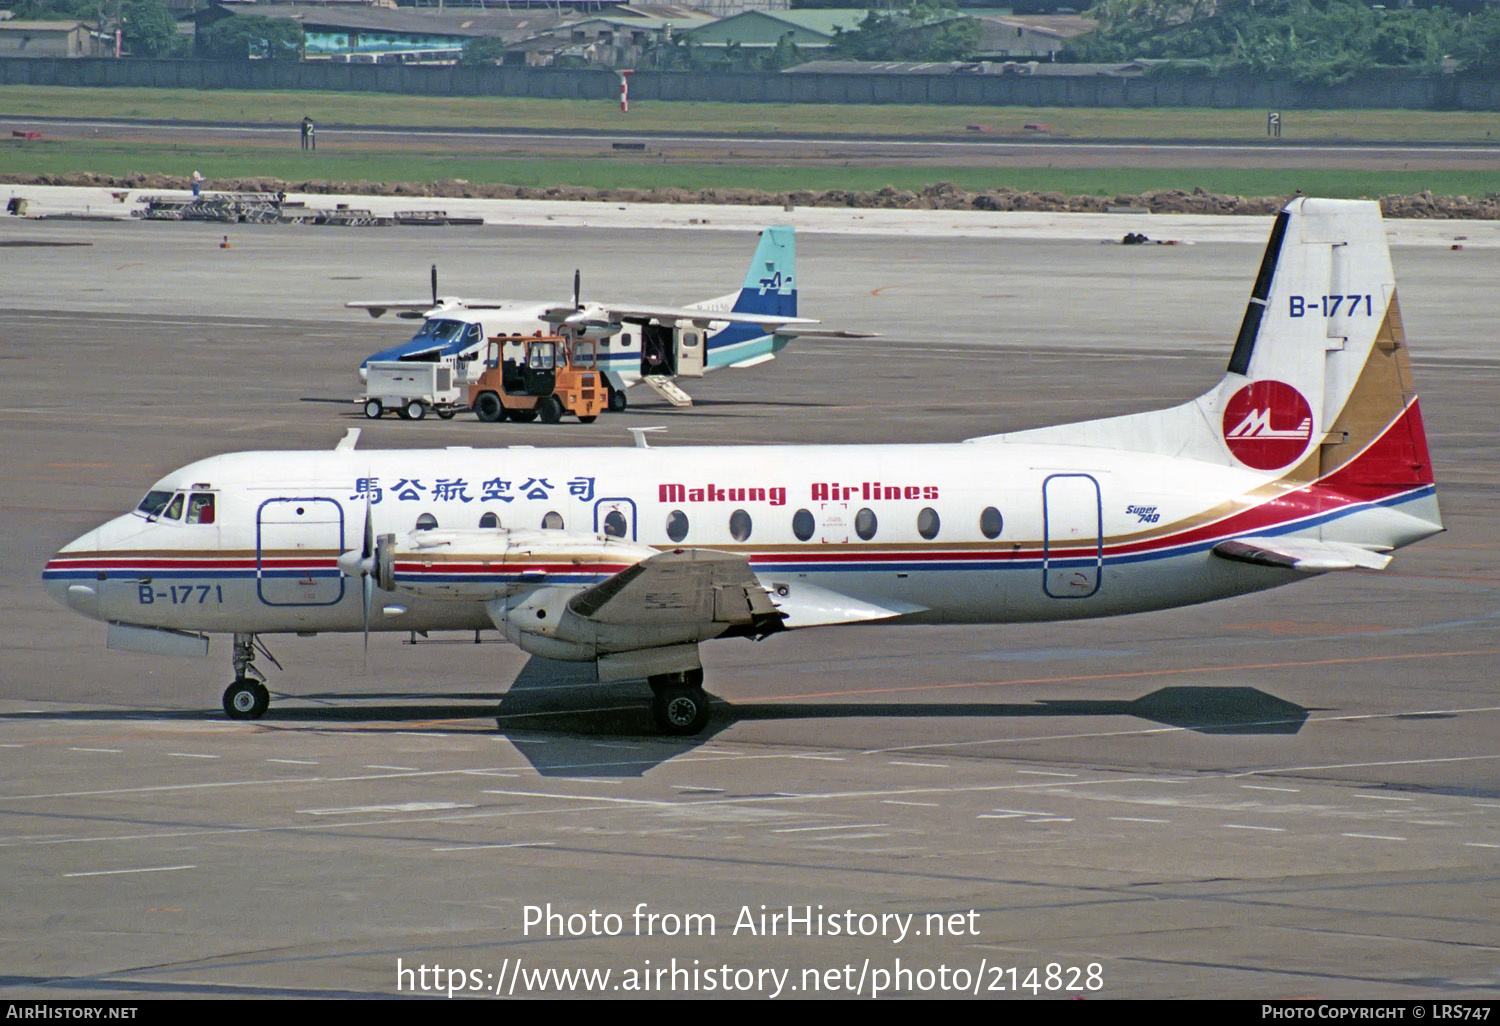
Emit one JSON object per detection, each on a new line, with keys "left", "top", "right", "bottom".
{"left": 224, "top": 632, "right": 280, "bottom": 720}
{"left": 223, "top": 679, "right": 270, "bottom": 720}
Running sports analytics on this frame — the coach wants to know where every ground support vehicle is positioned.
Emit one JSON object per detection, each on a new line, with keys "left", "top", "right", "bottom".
{"left": 362, "top": 361, "right": 464, "bottom": 420}
{"left": 468, "top": 335, "right": 606, "bottom": 425}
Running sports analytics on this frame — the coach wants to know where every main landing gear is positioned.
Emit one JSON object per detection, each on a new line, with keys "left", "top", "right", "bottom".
{"left": 222, "top": 633, "right": 281, "bottom": 720}
{"left": 648, "top": 668, "right": 711, "bottom": 736}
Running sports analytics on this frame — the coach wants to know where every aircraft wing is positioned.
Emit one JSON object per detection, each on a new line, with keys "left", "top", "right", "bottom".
{"left": 1212, "top": 537, "right": 1393, "bottom": 572}
{"left": 345, "top": 300, "right": 436, "bottom": 319}
{"left": 568, "top": 547, "right": 784, "bottom": 632}
{"left": 543, "top": 303, "right": 818, "bottom": 329}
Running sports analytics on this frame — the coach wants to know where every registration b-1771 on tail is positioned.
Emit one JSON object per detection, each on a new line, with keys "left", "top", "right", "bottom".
{"left": 46, "top": 200, "right": 1440, "bottom": 734}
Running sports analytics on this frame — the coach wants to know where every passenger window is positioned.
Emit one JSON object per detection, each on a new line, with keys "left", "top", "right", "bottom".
{"left": 186, "top": 493, "right": 215, "bottom": 525}
{"left": 980, "top": 507, "right": 1003, "bottom": 539}
{"left": 666, "top": 510, "right": 688, "bottom": 543}
{"left": 603, "top": 510, "right": 627, "bottom": 538}
{"left": 542, "top": 511, "right": 564, "bottom": 530}
{"left": 729, "top": 509, "right": 752, "bottom": 542}
{"left": 621, "top": 333, "right": 633, "bottom": 348}
{"left": 479, "top": 512, "right": 500, "bottom": 529}
{"left": 792, "top": 509, "right": 814, "bottom": 542}
{"left": 416, "top": 513, "right": 438, "bottom": 530}
{"left": 917, "top": 507, "right": 940, "bottom": 540}
{"left": 163, "top": 493, "right": 185, "bottom": 521}
{"left": 855, "top": 508, "right": 877, "bottom": 541}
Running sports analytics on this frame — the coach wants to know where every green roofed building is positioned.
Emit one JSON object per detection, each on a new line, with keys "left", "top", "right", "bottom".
{"left": 681, "top": 9, "right": 867, "bottom": 52}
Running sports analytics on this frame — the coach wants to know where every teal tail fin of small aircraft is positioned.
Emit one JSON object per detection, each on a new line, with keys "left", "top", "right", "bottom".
{"left": 729, "top": 226, "right": 797, "bottom": 319}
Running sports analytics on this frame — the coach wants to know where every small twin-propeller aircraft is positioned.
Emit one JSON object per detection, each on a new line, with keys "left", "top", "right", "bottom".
{"left": 46, "top": 199, "right": 1440, "bottom": 734}
{"left": 350, "top": 226, "right": 817, "bottom": 410}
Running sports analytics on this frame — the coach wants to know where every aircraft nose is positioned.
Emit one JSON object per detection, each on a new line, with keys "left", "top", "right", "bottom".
{"left": 42, "top": 527, "right": 104, "bottom": 620}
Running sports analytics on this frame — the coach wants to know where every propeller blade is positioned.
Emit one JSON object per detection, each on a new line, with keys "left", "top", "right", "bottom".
{"left": 573, "top": 268, "right": 581, "bottom": 310}
{"left": 430, "top": 264, "right": 438, "bottom": 308}
{"left": 362, "top": 573, "right": 373, "bottom": 667}
{"left": 362, "top": 487, "right": 374, "bottom": 560}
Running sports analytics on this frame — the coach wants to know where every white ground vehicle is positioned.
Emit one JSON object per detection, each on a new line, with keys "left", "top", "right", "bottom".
{"left": 361, "top": 361, "right": 463, "bottom": 420}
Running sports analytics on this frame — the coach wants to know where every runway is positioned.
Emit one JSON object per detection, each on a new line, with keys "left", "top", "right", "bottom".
{"left": 9, "top": 115, "right": 1500, "bottom": 171}
{"left": 1, "top": 206, "right": 1497, "bottom": 999}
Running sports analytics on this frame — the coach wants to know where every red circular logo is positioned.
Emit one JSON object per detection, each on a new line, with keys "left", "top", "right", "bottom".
{"left": 1222, "top": 380, "right": 1315, "bottom": 470}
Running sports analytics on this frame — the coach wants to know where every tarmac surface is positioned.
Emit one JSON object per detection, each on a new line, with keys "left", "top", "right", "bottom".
{"left": 1, "top": 200, "right": 1498, "bottom": 999}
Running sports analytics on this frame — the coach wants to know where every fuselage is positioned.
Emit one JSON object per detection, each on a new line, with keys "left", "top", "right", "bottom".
{"left": 43, "top": 439, "right": 1442, "bottom": 639}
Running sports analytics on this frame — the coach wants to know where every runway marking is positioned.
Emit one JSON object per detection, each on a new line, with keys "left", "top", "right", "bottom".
{"left": 267, "top": 758, "right": 317, "bottom": 765}
{"left": 978, "top": 813, "right": 1022, "bottom": 819}
{"left": 298, "top": 801, "right": 477, "bottom": 816}
{"left": 1354, "top": 794, "right": 1415, "bottom": 801}
{"left": 770, "top": 823, "right": 887, "bottom": 834}
{"left": 1231, "top": 753, "right": 1500, "bottom": 778}
{"left": 166, "top": 752, "right": 218, "bottom": 759}
{"left": 1016, "top": 770, "right": 1077, "bottom": 777}
{"left": 1224, "top": 824, "right": 1286, "bottom": 832}
{"left": 1241, "top": 785, "right": 1300, "bottom": 793}
{"left": 63, "top": 864, "right": 195, "bottom": 878}
{"left": 882, "top": 800, "right": 940, "bottom": 807}
{"left": 1026, "top": 817, "right": 1073, "bottom": 824}
{"left": 1111, "top": 816, "right": 1170, "bottom": 824}
{"left": 789, "top": 755, "right": 845, "bottom": 762}
{"left": 888, "top": 761, "right": 946, "bottom": 768}
{"left": 432, "top": 842, "right": 555, "bottom": 852}
{"left": 1466, "top": 842, "right": 1500, "bottom": 849}
{"left": 364, "top": 764, "right": 418, "bottom": 771}
{"left": 1342, "top": 833, "right": 1407, "bottom": 842}
{"left": 777, "top": 648, "right": 1500, "bottom": 706}
{"left": 68, "top": 747, "right": 122, "bottom": 754}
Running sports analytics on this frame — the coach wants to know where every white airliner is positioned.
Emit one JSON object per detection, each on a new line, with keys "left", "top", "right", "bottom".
{"left": 45, "top": 199, "right": 1441, "bottom": 734}
{"left": 350, "top": 226, "right": 817, "bottom": 410}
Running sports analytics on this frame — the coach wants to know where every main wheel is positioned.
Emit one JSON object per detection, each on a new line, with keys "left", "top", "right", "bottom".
{"left": 363, "top": 399, "right": 383, "bottom": 419}
{"left": 608, "top": 388, "right": 627, "bottom": 413}
{"left": 223, "top": 679, "right": 270, "bottom": 720}
{"left": 474, "top": 392, "right": 503, "bottom": 423}
{"left": 507, "top": 408, "right": 538, "bottom": 423}
{"left": 404, "top": 400, "right": 427, "bottom": 421}
{"left": 537, "top": 396, "right": 564, "bottom": 424}
{"left": 577, "top": 414, "right": 598, "bottom": 424}
{"left": 437, "top": 408, "right": 456, "bottom": 420}
{"left": 651, "top": 687, "right": 711, "bottom": 736}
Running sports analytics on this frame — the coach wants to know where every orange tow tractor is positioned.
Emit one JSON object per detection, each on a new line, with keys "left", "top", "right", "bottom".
{"left": 468, "top": 333, "right": 606, "bottom": 424}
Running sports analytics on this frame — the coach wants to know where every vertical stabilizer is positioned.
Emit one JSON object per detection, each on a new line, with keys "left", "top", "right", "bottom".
{"left": 729, "top": 225, "right": 797, "bottom": 319}
{"left": 976, "top": 199, "right": 1436, "bottom": 506}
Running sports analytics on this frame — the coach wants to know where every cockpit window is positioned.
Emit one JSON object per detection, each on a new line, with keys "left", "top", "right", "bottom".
{"left": 163, "top": 493, "right": 185, "bottom": 521}
{"left": 186, "top": 493, "right": 216, "bottom": 525}
{"left": 419, "top": 319, "right": 467, "bottom": 343}
{"left": 136, "top": 490, "right": 174, "bottom": 517}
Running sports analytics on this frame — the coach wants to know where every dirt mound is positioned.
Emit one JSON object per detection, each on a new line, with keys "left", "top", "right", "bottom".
{"left": 4, "top": 173, "right": 1497, "bottom": 219}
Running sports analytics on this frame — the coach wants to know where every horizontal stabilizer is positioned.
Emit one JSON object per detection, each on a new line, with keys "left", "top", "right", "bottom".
{"left": 544, "top": 302, "right": 816, "bottom": 330}
{"left": 760, "top": 579, "right": 913, "bottom": 628}
{"left": 1212, "top": 537, "right": 1392, "bottom": 573}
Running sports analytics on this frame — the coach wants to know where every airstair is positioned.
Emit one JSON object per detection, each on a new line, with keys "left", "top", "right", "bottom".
{"left": 643, "top": 376, "right": 693, "bottom": 407}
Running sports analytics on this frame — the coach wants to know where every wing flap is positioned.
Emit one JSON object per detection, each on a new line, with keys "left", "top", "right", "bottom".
{"left": 544, "top": 303, "right": 817, "bottom": 329}
{"left": 567, "top": 548, "right": 781, "bottom": 630}
{"left": 1212, "top": 536, "right": 1393, "bottom": 572}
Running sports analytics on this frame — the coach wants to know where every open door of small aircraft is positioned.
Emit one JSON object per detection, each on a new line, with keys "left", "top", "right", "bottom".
{"left": 675, "top": 322, "right": 705, "bottom": 378}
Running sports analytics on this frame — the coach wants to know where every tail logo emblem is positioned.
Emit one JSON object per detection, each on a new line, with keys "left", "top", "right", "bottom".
{"left": 1223, "top": 381, "right": 1314, "bottom": 470}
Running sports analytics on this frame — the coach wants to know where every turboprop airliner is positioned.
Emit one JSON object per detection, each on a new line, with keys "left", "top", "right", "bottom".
{"left": 350, "top": 226, "right": 818, "bottom": 410}
{"left": 45, "top": 199, "right": 1441, "bottom": 734}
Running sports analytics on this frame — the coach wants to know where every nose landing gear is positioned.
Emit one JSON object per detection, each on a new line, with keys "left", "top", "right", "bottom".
{"left": 222, "top": 633, "right": 281, "bottom": 720}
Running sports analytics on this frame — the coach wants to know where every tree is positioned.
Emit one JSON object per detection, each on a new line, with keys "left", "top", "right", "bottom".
{"left": 832, "top": 3, "right": 979, "bottom": 62}
{"left": 196, "top": 15, "right": 304, "bottom": 61}
{"left": 459, "top": 37, "right": 506, "bottom": 66}
{"left": 121, "top": 0, "right": 186, "bottom": 58}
